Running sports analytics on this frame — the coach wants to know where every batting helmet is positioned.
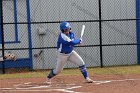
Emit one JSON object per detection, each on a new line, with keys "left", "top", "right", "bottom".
{"left": 60, "top": 21, "right": 71, "bottom": 31}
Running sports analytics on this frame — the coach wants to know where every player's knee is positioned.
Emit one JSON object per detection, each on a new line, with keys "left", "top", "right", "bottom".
{"left": 78, "top": 61, "right": 85, "bottom": 66}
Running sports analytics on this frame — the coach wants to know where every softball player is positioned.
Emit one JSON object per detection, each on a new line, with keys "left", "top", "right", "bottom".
{"left": 46, "top": 21, "right": 93, "bottom": 84}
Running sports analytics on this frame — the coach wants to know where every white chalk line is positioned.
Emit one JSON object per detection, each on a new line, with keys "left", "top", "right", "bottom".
{"left": 66, "top": 86, "right": 82, "bottom": 90}
{"left": 93, "top": 78, "right": 140, "bottom": 84}
{"left": 1, "top": 82, "right": 83, "bottom": 93}
{"left": 1, "top": 78, "right": 140, "bottom": 92}
{"left": 2, "top": 85, "right": 83, "bottom": 93}
{"left": 0, "top": 86, "right": 50, "bottom": 90}
{"left": 16, "top": 85, "right": 51, "bottom": 89}
{"left": 24, "top": 82, "right": 32, "bottom": 84}
{"left": 0, "top": 88, "right": 13, "bottom": 90}
{"left": 47, "top": 88, "right": 83, "bottom": 93}
{"left": 2, "top": 89, "right": 83, "bottom": 93}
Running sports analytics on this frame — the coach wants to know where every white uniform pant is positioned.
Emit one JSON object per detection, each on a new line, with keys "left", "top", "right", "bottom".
{"left": 53, "top": 50, "right": 85, "bottom": 74}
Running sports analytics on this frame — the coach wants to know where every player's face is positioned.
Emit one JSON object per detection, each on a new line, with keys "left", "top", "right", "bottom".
{"left": 63, "top": 28, "right": 70, "bottom": 35}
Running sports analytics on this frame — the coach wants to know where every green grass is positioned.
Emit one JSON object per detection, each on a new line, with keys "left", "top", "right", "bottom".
{"left": 0, "top": 65, "right": 140, "bottom": 79}
{"left": 88, "top": 65, "right": 140, "bottom": 74}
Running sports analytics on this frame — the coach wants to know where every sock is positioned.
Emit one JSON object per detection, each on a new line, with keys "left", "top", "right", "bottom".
{"left": 47, "top": 69, "right": 56, "bottom": 79}
{"left": 79, "top": 65, "right": 88, "bottom": 79}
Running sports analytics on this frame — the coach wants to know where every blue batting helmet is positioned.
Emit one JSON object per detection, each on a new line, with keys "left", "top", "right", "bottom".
{"left": 60, "top": 21, "right": 71, "bottom": 31}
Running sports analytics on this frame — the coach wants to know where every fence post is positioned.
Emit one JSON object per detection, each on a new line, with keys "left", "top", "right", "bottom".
{"left": 0, "top": 0, "right": 5, "bottom": 74}
{"left": 99, "top": 0, "right": 103, "bottom": 67}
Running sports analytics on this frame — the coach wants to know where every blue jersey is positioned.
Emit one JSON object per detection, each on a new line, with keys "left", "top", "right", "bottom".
{"left": 57, "top": 32, "right": 81, "bottom": 54}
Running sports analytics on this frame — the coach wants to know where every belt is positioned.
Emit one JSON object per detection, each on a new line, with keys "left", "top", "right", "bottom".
{"left": 60, "top": 52, "right": 71, "bottom": 54}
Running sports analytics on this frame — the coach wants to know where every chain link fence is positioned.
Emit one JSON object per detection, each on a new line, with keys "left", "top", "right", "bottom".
{"left": 0, "top": 0, "right": 139, "bottom": 73}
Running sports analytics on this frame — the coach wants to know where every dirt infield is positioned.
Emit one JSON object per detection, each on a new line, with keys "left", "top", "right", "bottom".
{"left": 0, "top": 74, "right": 140, "bottom": 93}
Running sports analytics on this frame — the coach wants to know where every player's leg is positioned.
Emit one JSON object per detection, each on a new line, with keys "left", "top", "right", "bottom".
{"left": 68, "top": 51, "right": 93, "bottom": 83}
{"left": 46, "top": 53, "right": 69, "bottom": 83}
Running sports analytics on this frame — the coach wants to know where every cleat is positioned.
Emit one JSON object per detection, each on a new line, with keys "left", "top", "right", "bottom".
{"left": 85, "top": 77, "right": 93, "bottom": 83}
{"left": 44, "top": 78, "right": 51, "bottom": 85}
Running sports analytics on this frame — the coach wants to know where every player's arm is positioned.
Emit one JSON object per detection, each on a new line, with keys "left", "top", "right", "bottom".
{"left": 69, "top": 39, "right": 81, "bottom": 45}
{"left": 61, "top": 33, "right": 81, "bottom": 46}
{"left": 62, "top": 38, "right": 81, "bottom": 46}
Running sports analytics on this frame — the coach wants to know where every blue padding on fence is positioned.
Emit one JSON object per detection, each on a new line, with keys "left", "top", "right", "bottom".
{"left": 0, "top": 58, "right": 32, "bottom": 68}
{"left": 26, "top": 0, "right": 33, "bottom": 69}
{"left": 13, "top": 0, "right": 19, "bottom": 42}
{"left": 136, "top": 0, "right": 140, "bottom": 64}
{"left": 0, "top": 7, "right": 2, "bottom": 43}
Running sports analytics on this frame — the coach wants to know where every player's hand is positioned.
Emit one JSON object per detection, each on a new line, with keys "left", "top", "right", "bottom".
{"left": 78, "top": 39, "right": 82, "bottom": 46}
{"left": 80, "top": 39, "right": 82, "bottom": 44}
